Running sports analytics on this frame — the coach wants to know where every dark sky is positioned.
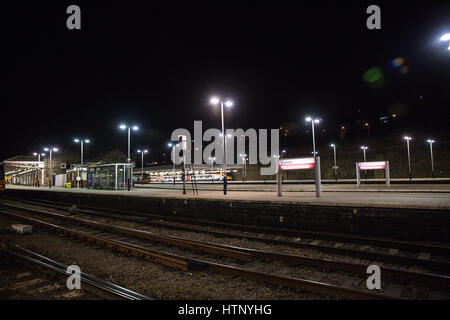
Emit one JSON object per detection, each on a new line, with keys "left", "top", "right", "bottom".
{"left": 2, "top": 1, "right": 450, "bottom": 161}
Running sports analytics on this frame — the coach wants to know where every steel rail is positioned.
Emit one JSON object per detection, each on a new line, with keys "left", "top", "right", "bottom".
{"left": 6, "top": 196, "right": 449, "bottom": 256}
{"left": 2, "top": 199, "right": 449, "bottom": 274}
{"left": 0, "top": 210, "right": 191, "bottom": 270}
{"left": 0, "top": 201, "right": 251, "bottom": 262}
{"left": 3, "top": 201, "right": 449, "bottom": 289}
{"left": 0, "top": 210, "right": 395, "bottom": 300}
{"left": 0, "top": 246, "right": 153, "bottom": 300}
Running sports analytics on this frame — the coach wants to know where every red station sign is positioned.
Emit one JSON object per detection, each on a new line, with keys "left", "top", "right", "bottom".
{"left": 357, "top": 162, "right": 387, "bottom": 170}
{"left": 279, "top": 158, "right": 315, "bottom": 171}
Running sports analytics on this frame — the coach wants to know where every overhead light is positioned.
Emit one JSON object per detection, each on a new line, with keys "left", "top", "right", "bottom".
{"left": 210, "top": 97, "right": 220, "bottom": 105}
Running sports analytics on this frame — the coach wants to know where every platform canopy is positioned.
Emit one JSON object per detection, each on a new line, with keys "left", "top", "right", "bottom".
{"left": 1, "top": 156, "right": 45, "bottom": 185}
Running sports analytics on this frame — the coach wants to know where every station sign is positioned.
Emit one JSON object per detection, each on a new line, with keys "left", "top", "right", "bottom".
{"left": 357, "top": 162, "right": 387, "bottom": 170}
{"left": 279, "top": 158, "right": 315, "bottom": 171}
{"left": 356, "top": 161, "right": 390, "bottom": 187}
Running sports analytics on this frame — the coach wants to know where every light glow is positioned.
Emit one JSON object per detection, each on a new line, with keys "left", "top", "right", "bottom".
{"left": 440, "top": 33, "right": 450, "bottom": 42}
{"left": 119, "top": 124, "right": 127, "bottom": 130}
{"left": 225, "top": 101, "right": 233, "bottom": 107}
{"left": 210, "top": 97, "right": 220, "bottom": 105}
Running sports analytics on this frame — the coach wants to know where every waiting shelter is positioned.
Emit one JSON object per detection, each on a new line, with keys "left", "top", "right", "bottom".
{"left": 87, "top": 163, "right": 133, "bottom": 190}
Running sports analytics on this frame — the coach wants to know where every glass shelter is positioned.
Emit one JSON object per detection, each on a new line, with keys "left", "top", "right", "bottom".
{"left": 87, "top": 163, "right": 133, "bottom": 190}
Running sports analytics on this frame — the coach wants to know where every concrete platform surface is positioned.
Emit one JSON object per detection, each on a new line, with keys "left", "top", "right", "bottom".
{"left": 5, "top": 184, "right": 450, "bottom": 210}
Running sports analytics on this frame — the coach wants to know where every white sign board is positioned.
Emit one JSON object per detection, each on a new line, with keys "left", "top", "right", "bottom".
{"left": 358, "top": 162, "right": 386, "bottom": 170}
{"left": 356, "top": 161, "right": 390, "bottom": 187}
{"left": 279, "top": 158, "right": 315, "bottom": 171}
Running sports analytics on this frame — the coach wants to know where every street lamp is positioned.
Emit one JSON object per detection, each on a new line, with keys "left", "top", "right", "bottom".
{"left": 167, "top": 143, "right": 176, "bottom": 170}
{"left": 404, "top": 136, "right": 413, "bottom": 181}
{"left": 361, "top": 146, "right": 368, "bottom": 180}
{"left": 427, "top": 139, "right": 436, "bottom": 179}
{"left": 305, "top": 117, "right": 321, "bottom": 159}
{"left": 119, "top": 124, "right": 139, "bottom": 162}
{"left": 440, "top": 33, "right": 450, "bottom": 50}
{"left": 32, "top": 152, "right": 46, "bottom": 187}
{"left": 33, "top": 152, "right": 46, "bottom": 162}
{"left": 364, "top": 122, "right": 370, "bottom": 137}
{"left": 74, "top": 138, "right": 90, "bottom": 188}
{"left": 360, "top": 146, "right": 368, "bottom": 162}
{"left": 43, "top": 147, "right": 58, "bottom": 188}
{"left": 137, "top": 149, "right": 148, "bottom": 184}
{"left": 240, "top": 154, "right": 247, "bottom": 182}
{"left": 208, "top": 157, "right": 216, "bottom": 170}
{"left": 210, "top": 96, "right": 234, "bottom": 195}
{"left": 330, "top": 144, "right": 338, "bottom": 181}
{"left": 340, "top": 126, "right": 346, "bottom": 142}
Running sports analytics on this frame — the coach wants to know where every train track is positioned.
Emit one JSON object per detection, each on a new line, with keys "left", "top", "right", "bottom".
{"left": 0, "top": 245, "right": 152, "bottom": 300}
{"left": 0, "top": 204, "right": 399, "bottom": 300}
{"left": 0, "top": 199, "right": 449, "bottom": 299}
{"left": 3, "top": 196, "right": 450, "bottom": 274}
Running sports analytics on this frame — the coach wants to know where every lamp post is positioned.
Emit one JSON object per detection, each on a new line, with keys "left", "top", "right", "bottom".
{"left": 330, "top": 144, "right": 337, "bottom": 181}
{"left": 119, "top": 124, "right": 139, "bottom": 162}
{"left": 208, "top": 157, "right": 216, "bottom": 170}
{"left": 74, "top": 138, "right": 90, "bottom": 188}
{"left": 427, "top": 139, "right": 436, "bottom": 179}
{"left": 33, "top": 152, "right": 45, "bottom": 163}
{"left": 305, "top": 117, "right": 321, "bottom": 159}
{"left": 361, "top": 146, "right": 368, "bottom": 180}
{"left": 43, "top": 147, "right": 58, "bottom": 189}
{"left": 340, "top": 126, "right": 346, "bottom": 142}
{"left": 240, "top": 154, "right": 247, "bottom": 182}
{"left": 361, "top": 146, "right": 368, "bottom": 162}
{"left": 167, "top": 143, "right": 176, "bottom": 170}
{"left": 137, "top": 149, "right": 148, "bottom": 184}
{"left": 32, "top": 153, "right": 45, "bottom": 187}
{"left": 404, "top": 136, "right": 412, "bottom": 181}
{"left": 210, "top": 96, "right": 233, "bottom": 195}
{"left": 365, "top": 122, "right": 370, "bottom": 137}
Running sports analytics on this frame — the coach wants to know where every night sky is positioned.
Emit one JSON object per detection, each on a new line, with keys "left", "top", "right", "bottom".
{"left": 3, "top": 1, "right": 450, "bottom": 162}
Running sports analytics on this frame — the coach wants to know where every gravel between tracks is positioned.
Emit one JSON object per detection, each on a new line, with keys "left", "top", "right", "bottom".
{"left": 0, "top": 214, "right": 326, "bottom": 300}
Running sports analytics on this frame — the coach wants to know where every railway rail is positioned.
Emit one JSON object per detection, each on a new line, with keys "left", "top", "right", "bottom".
{"left": 0, "top": 199, "right": 449, "bottom": 299}
{"left": 0, "top": 205, "right": 397, "bottom": 300}
{"left": 0, "top": 245, "right": 152, "bottom": 300}
{"left": 2, "top": 197, "right": 450, "bottom": 274}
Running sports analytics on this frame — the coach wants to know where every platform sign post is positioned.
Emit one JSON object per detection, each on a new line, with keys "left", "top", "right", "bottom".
{"left": 356, "top": 161, "right": 390, "bottom": 187}
{"left": 315, "top": 156, "right": 322, "bottom": 198}
{"left": 278, "top": 157, "right": 321, "bottom": 198}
